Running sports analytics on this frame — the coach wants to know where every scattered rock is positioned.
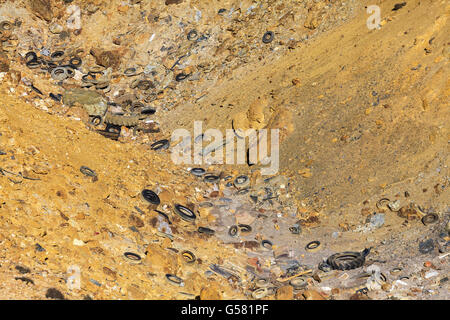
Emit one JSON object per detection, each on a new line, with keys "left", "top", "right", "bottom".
{"left": 0, "top": 52, "right": 10, "bottom": 72}
{"left": 90, "top": 48, "right": 122, "bottom": 69}
{"left": 276, "top": 285, "right": 293, "bottom": 300}
{"left": 45, "top": 288, "right": 65, "bottom": 300}
{"left": 62, "top": 88, "right": 107, "bottom": 116}
{"left": 165, "top": 0, "right": 184, "bottom": 5}
{"left": 419, "top": 239, "right": 435, "bottom": 254}
{"left": 367, "top": 213, "right": 385, "bottom": 229}
{"left": 29, "top": 0, "right": 53, "bottom": 22}
{"left": 302, "top": 290, "right": 326, "bottom": 300}
{"left": 200, "top": 284, "right": 221, "bottom": 300}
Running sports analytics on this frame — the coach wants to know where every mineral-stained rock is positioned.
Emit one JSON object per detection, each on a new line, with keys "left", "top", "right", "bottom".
{"left": 0, "top": 51, "right": 10, "bottom": 72}
{"left": 29, "top": 0, "right": 53, "bottom": 22}
{"left": 276, "top": 285, "right": 293, "bottom": 300}
{"left": 90, "top": 48, "right": 122, "bottom": 69}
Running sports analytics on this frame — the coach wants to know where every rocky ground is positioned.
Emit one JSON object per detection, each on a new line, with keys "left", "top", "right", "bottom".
{"left": 0, "top": 0, "right": 448, "bottom": 300}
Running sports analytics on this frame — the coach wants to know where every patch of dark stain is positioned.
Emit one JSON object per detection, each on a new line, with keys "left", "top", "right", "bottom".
{"left": 45, "top": 288, "right": 65, "bottom": 300}
{"left": 244, "top": 241, "right": 260, "bottom": 249}
{"left": 233, "top": 242, "right": 244, "bottom": 249}
{"left": 298, "top": 216, "right": 320, "bottom": 226}
{"left": 15, "top": 265, "right": 31, "bottom": 274}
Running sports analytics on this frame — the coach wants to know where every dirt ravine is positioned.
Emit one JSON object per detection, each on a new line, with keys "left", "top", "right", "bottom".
{"left": 0, "top": 0, "right": 448, "bottom": 300}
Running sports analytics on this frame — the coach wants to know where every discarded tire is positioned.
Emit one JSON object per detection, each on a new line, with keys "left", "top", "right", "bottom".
{"left": 422, "top": 213, "right": 439, "bottom": 226}
{"left": 166, "top": 274, "right": 184, "bottom": 286}
{"left": 305, "top": 241, "right": 321, "bottom": 252}
{"left": 187, "top": 29, "right": 198, "bottom": 41}
{"left": 234, "top": 175, "right": 250, "bottom": 188}
{"left": 261, "top": 240, "right": 273, "bottom": 250}
{"left": 69, "top": 56, "right": 82, "bottom": 68}
{"left": 326, "top": 249, "right": 370, "bottom": 270}
{"left": 238, "top": 224, "right": 252, "bottom": 233}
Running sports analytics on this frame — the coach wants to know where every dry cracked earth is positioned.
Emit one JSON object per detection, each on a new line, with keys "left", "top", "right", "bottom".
{"left": 0, "top": 0, "right": 448, "bottom": 300}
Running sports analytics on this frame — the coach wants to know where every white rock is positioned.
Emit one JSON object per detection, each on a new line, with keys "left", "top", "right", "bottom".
{"left": 424, "top": 270, "right": 438, "bottom": 279}
{"left": 73, "top": 239, "right": 85, "bottom": 246}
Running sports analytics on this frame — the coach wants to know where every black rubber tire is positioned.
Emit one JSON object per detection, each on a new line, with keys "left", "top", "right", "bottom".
{"left": 154, "top": 209, "right": 171, "bottom": 224}
{"left": 151, "top": 139, "right": 170, "bottom": 151}
{"left": 181, "top": 250, "right": 196, "bottom": 263}
{"left": 187, "top": 30, "right": 198, "bottom": 41}
{"left": 69, "top": 56, "right": 82, "bottom": 68}
{"left": 327, "top": 251, "right": 366, "bottom": 270}
{"left": 261, "top": 240, "right": 273, "bottom": 250}
{"left": 228, "top": 225, "right": 238, "bottom": 237}
{"left": 25, "top": 51, "right": 37, "bottom": 63}
{"left": 190, "top": 168, "right": 206, "bottom": 176}
{"left": 262, "top": 31, "right": 274, "bottom": 44}
{"left": 175, "top": 73, "right": 189, "bottom": 82}
{"left": 166, "top": 274, "right": 184, "bottom": 286}
{"left": 234, "top": 175, "right": 249, "bottom": 188}
{"left": 174, "top": 204, "right": 196, "bottom": 222}
{"left": 238, "top": 224, "right": 252, "bottom": 233}
{"left": 124, "top": 252, "right": 141, "bottom": 261}
{"left": 80, "top": 166, "right": 97, "bottom": 177}
{"left": 305, "top": 241, "right": 321, "bottom": 251}
{"left": 422, "top": 213, "right": 439, "bottom": 226}
{"left": 50, "top": 50, "right": 65, "bottom": 62}
{"left": 124, "top": 67, "right": 137, "bottom": 76}
{"left": 141, "top": 189, "right": 160, "bottom": 205}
